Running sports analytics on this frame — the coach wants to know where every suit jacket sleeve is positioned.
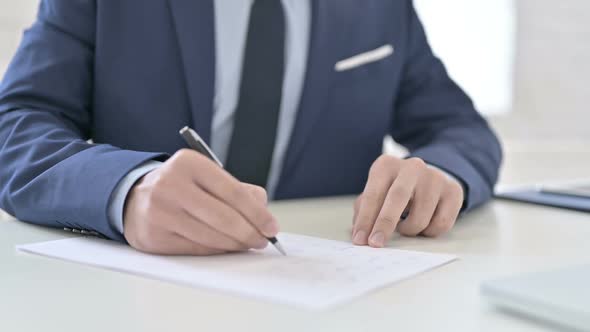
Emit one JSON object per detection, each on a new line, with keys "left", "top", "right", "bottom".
{"left": 0, "top": 0, "right": 166, "bottom": 241}
{"left": 391, "top": 2, "right": 503, "bottom": 210}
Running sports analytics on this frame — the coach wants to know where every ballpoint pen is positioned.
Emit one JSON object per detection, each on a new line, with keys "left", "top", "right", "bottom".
{"left": 179, "top": 126, "right": 286, "bottom": 256}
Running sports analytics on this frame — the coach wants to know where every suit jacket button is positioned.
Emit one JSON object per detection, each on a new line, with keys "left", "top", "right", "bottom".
{"left": 72, "top": 229, "right": 81, "bottom": 234}
{"left": 63, "top": 227, "right": 72, "bottom": 232}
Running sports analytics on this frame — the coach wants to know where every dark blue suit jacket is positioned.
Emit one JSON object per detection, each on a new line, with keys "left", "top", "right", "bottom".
{"left": 0, "top": 0, "right": 502, "bottom": 242}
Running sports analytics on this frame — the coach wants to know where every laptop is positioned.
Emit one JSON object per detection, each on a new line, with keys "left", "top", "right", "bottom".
{"left": 481, "top": 265, "right": 590, "bottom": 331}
{"left": 496, "top": 180, "right": 590, "bottom": 213}
{"left": 541, "top": 183, "right": 590, "bottom": 200}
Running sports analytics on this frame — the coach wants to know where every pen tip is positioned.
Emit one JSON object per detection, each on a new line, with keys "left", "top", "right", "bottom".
{"left": 274, "top": 242, "right": 287, "bottom": 256}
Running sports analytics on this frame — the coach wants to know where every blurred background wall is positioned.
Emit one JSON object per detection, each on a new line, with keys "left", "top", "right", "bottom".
{"left": 1, "top": 0, "right": 589, "bottom": 190}
{"left": 496, "top": 0, "right": 590, "bottom": 142}
{"left": 416, "top": 0, "right": 590, "bottom": 186}
{"left": 0, "top": 1, "right": 36, "bottom": 74}
{"left": 415, "top": 0, "right": 516, "bottom": 116}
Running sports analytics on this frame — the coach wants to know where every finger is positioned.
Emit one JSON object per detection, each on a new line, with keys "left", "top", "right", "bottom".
{"left": 352, "top": 195, "right": 362, "bottom": 227}
{"left": 351, "top": 195, "right": 362, "bottom": 236}
{"left": 132, "top": 229, "right": 226, "bottom": 256}
{"left": 243, "top": 183, "right": 268, "bottom": 204}
{"left": 179, "top": 185, "right": 268, "bottom": 249}
{"left": 171, "top": 211, "right": 249, "bottom": 252}
{"left": 397, "top": 171, "right": 443, "bottom": 237}
{"left": 421, "top": 182, "right": 463, "bottom": 237}
{"left": 352, "top": 156, "right": 399, "bottom": 245}
{"left": 368, "top": 164, "right": 420, "bottom": 247}
{"left": 158, "top": 233, "right": 227, "bottom": 256}
{"left": 178, "top": 151, "right": 278, "bottom": 237}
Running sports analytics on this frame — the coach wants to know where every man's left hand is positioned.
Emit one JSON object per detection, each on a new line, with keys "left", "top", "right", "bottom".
{"left": 352, "top": 155, "right": 464, "bottom": 247}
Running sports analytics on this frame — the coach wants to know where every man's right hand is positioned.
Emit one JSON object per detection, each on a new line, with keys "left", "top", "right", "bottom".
{"left": 123, "top": 149, "right": 279, "bottom": 255}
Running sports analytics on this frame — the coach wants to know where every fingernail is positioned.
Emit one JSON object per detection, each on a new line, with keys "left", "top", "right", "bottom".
{"left": 353, "top": 230, "right": 366, "bottom": 244}
{"left": 370, "top": 232, "right": 385, "bottom": 247}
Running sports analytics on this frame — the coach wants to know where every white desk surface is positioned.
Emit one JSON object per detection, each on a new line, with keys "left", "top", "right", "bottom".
{"left": 1, "top": 147, "right": 590, "bottom": 332}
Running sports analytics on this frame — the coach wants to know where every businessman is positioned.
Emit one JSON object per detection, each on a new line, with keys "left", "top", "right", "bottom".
{"left": 0, "top": 0, "right": 501, "bottom": 255}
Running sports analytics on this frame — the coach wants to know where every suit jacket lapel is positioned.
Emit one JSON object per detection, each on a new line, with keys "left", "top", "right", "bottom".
{"left": 167, "top": 0, "right": 215, "bottom": 143}
{"left": 279, "top": 1, "right": 354, "bottom": 188}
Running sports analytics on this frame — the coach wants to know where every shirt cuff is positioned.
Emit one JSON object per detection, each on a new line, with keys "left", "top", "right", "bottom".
{"left": 108, "top": 161, "right": 163, "bottom": 234}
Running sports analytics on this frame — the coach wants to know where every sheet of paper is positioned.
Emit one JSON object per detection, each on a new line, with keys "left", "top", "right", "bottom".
{"left": 17, "top": 233, "right": 456, "bottom": 310}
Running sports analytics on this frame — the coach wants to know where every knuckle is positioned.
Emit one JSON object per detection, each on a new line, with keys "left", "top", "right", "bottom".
{"left": 376, "top": 216, "right": 396, "bottom": 227}
{"left": 175, "top": 148, "right": 194, "bottom": 161}
{"left": 390, "top": 185, "right": 412, "bottom": 199}
{"left": 405, "top": 157, "right": 426, "bottom": 170}
{"left": 169, "top": 149, "right": 192, "bottom": 167}
{"left": 171, "top": 149, "right": 210, "bottom": 170}
{"left": 252, "top": 185, "right": 268, "bottom": 202}
{"left": 377, "top": 154, "right": 395, "bottom": 165}
{"left": 257, "top": 186, "right": 268, "bottom": 197}
{"left": 372, "top": 155, "right": 395, "bottom": 172}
